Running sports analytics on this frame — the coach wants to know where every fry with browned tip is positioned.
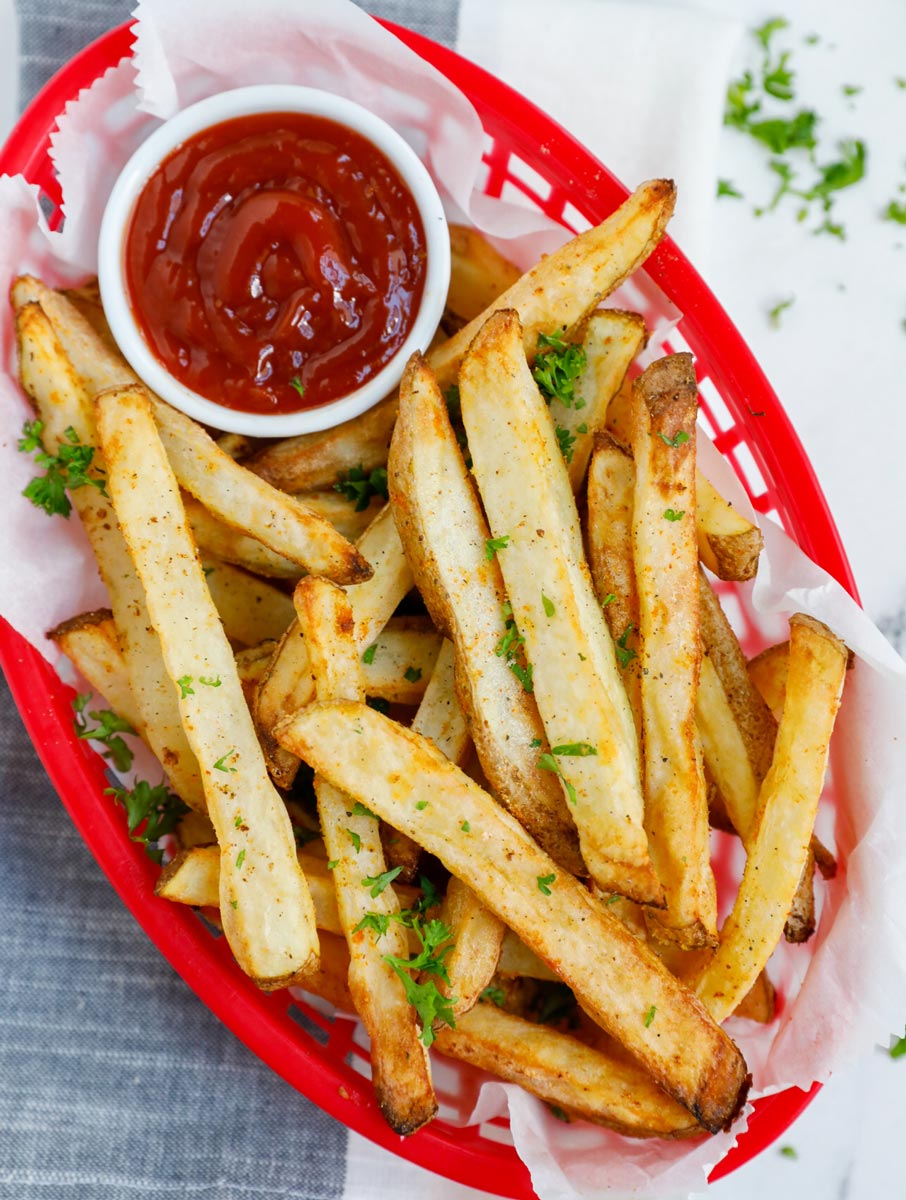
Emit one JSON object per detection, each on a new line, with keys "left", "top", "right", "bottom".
{"left": 95, "top": 383, "right": 318, "bottom": 990}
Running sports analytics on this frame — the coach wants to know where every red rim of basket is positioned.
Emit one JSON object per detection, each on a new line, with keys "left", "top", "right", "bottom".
{"left": 0, "top": 17, "right": 857, "bottom": 1198}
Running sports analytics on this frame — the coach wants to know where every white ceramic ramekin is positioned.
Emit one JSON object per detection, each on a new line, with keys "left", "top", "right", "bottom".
{"left": 98, "top": 85, "right": 450, "bottom": 437}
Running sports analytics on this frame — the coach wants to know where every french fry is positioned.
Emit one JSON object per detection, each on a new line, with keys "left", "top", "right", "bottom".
{"left": 48, "top": 609, "right": 142, "bottom": 732}
{"left": 214, "top": 432, "right": 255, "bottom": 461}
{"left": 695, "top": 615, "right": 848, "bottom": 1022}
{"left": 200, "top": 559, "right": 295, "bottom": 647}
{"left": 460, "top": 311, "right": 660, "bottom": 901}
{"left": 291, "top": 489, "right": 386, "bottom": 542}
{"left": 607, "top": 380, "right": 764, "bottom": 583}
{"left": 437, "top": 877, "right": 506, "bottom": 1019}
{"left": 747, "top": 642, "right": 790, "bottom": 721}
{"left": 14, "top": 277, "right": 372, "bottom": 585}
{"left": 360, "top": 617, "right": 441, "bottom": 704}
{"left": 96, "top": 383, "right": 318, "bottom": 989}
{"left": 565, "top": 310, "right": 647, "bottom": 490}
{"left": 629, "top": 355, "right": 716, "bottom": 948}
{"left": 246, "top": 394, "right": 398, "bottom": 492}
{"left": 389, "top": 352, "right": 584, "bottom": 874}
{"left": 445, "top": 224, "right": 521, "bottom": 324}
{"left": 234, "top": 640, "right": 277, "bottom": 708}
{"left": 255, "top": 502, "right": 414, "bottom": 787}
{"left": 16, "top": 302, "right": 205, "bottom": 811}
{"left": 293, "top": 574, "right": 436, "bottom": 1135}
{"left": 183, "top": 493, "right": 303, "bottom": 580}
{"left": 277, "top": 701, "right": 750, "bottom": 1133}
{"left": 695, "top": 473, "right": 763, "bottom": 583}
{"left": 428, "top": 179, "right": 676, "bottom": 390}
{"left": 173, "top": 809, "right": 217, "bottom": 851}
{"left": 435, "top": 1003, "right": 700, "bottom": 1137}
{"left": 384, "top": 637, "right": 471, "bottom": 881}
{"left": 586, "top": 432, "right": 642, "bottom": 738}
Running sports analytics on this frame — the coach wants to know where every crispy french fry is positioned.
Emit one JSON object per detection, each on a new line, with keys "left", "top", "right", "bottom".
{"left": 200, "top": 559, "right": 295, "bottom": 647}
{"left": 255, "top": 503, "right": 414, "bottom": 788}
{"left": 235, "top": 640, "right": 277, "bottom": 708}
{"left": 460, "top": 311, "right": 660, "bottom": 901}
{"left": 629, "top": 355, "right": 716, "bottom": 948}
{"left": 16, "top": 302, "right": 205, "bottom": 810}
{"left": 438, "top": 877, "right": 506, "bottom": 1018}
{"left": 445, "top": 224, "right": 522, "bottom": 324}
{"left": 565, "top": 310, "right": 647, "bottom": 490}
{"left": 183, "top": 494, "right": 303, "bottom": 580}
{"left": 214, "top": 432, "right": 255, "bottom": 461}
{"left": 389, "top": 353, "right": 584, "bottom": 874}
{"left": 294, "top": 574, "right": 436, "bottom": 1135}
{"left": 695, "top": 473, "right": 763, "bottom": 583}
{"left": 586, "top": 432, "right": 642, "bottom": 739}
{"left": 48, "top": 609, "right": 142, "bottom": 732}
{"left": 291, "top": 489, "right": 386, "bottom": 542}
{"left": 436, "top": 1003, "right": 701, "bottom": 1137}
{"left": 695, "top": 615, "right": 848, "bottom": 1022}
{"left": 428, "top": 180, "right": 676, "bottom": 390}
{"left": 747, "top": 642, "right": 790, "bottom": 721}
{"left": 246, "top": 395, "right": 398, "bottom": 492}
{"left": 96, "top": 384, "right": 318, "bottom": 989}
{"left": 383, "top": 637, "right": 471, "bottom": 881}
{"left": 361, "top": 617, "right": 441, "bottom": 704}
{"left": 277, "top": 701, "right": 750, "bottom": 1133}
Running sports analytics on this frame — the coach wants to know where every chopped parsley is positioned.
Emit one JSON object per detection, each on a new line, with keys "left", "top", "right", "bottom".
{"left": 236, "top": 848, "right": 246, "bottom": 869}
{"left": 663, "top": 508, "right": 685, "bottom": 522}
{"left": 416, "top": 800, "right": 429, "bottom": 810}
{"left": 72, "top": 694, "right": 135, "bottom": 773}
{"left": 213, "top": 749, "right": 238, "bottom": 773}
{"left": 177, "top": 675, "right": 194, "bottom": 698}
{"left": 327, "top": 859, "right": 338, "bottom": 870}
{"left": 199, "top": 675, "right": 221, "bottom": 688}
{"left": 779, "top": 1145, "right": 798, "bottom": 1160}
{"left": 532, "top": 331, "right": 587, "bottom": 408}
{"left": 537, "top": 752, "right": 577, "bottom": 806}
{"left": 350, "top": 801, "right": 377, "bottom": 819}
{"left": 601, "top": 592, "right": 616, "bottom": 607}
{"left": 551, "top": 742, "right": 597, "bottom": 757}
{"left": 555, "top": 424, "right": 577, "bottom": 464}
{"left": 333, "top": 464, "right": 389, "bottom": 512}
{"left": 890, "top": 1031, "right": 906, "bottom": 1059}
{"left": 361, "top": 866, "right": 403, "bottom": 897}
{"left": 536, "top": 873, "right": 556, "bottom": 895}
{"left": 485, "top": 534, "right": 510, "bottom": 560}
{"left": 644, "top": 1004, "right": 657, "bottom": 1027}
{"left": 481, "top": 986, "right": 506, "bottom": 1007}
{"left": 884, "top": 200, "right": 906, "bottom": 225}
{"left": 542, "top": 593, "right": 555, "bottom": 618}
{"left": 717, "top": 179, "right": 743, "bottom": 199}
{"left": 768, "top": 296, "right": 796, "bottom": 327}
{"left": 105, "top": 778, "right": 188, "bottom": 864}
{"left": 656, "top": 430, "right": 690, "bottom": 449}
{"left": 347, "top": 829, "right": 362, "bottom": 853}
{"left": 362, "top": 643, "right": 378, "bottom": 665}
{"left": 18, "top": 421, "right": 107, "bottom": 518}
{"left": 461, "top": 820, "right": 471, "bottom": 833}
{"left": 841, "top": 84, "right": 862, "bottom": 98}
{"left": 290, "top": 377, "right": 305, "bottom": 398}
{"left": 404, "top": 666, "right": 423, "bottom": 684}
{"left": 615, "top": 623, "right": 638, "bottom": 669}
{"left": 495, "top": 602, "right": 533, "bottom": 694}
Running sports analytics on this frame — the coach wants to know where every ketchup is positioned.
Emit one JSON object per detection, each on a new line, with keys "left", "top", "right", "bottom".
{"left": 124, "top": 112, "right": 428, "bottom": 415}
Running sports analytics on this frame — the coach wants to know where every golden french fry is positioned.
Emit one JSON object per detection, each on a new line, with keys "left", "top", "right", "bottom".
{"left": 389, "top": 353, "right": 583, "bottom": 873}
{"left": 428, "top": 180, "right": 676, "bottom": 390}
{"left": 277, "top": 701, "right": 750, "bottom": 1133}
{"left": 47, "top": 609, "right": 142, "bottom": 732}
{"left": 246, "top": 395, "right": 398, "bottom": 493}
{"left": 747, "top": 642, "right": 790, "bottom": 721}
{"left": 695, "top": 615, "right": 848, "bottom": 1022}
{"left": 629, "top": 355, "right": 716, "bottom": 948}
{"left": 294, "top": 574, "right": 436, "bottom": 1136}
{"left": 565, "top": 310, "right": 647, "bottom": 490}
{"left": 460, "top": 311, "right": 659, "bottom": 901}
{"left": 446, "top": 224, "right": 522, "bottom": 324}
{"left": 585, "top": 432, "right": 642, "bottom": 739}
{"left": 16, "top": 302, "right": 205, "bottom": 810}
{"left": 695, "top": 473, "right": 763, "bottom": 583}
{"left": 255, "top": 502, "right": 414, "bottom": 788}
{"left": 200, "top": 558, "right": 295, "bottom": 647}
{"left": 183, "top": 494, "right": 303, "bottom": 581}
{"left": 96, "top": 383, "right": 318, "bottom": 989}
{"left": 361, "top": 617, "right": 441, "bottom": 704}
{"left": 291, "top": 489, "right": 386, "bottom": 542}
{"left": 435, "top": 1003, "right": 700, "bottom": 1138}
{"left": 438, "top": 877, "right": 506, "bottom": 1019}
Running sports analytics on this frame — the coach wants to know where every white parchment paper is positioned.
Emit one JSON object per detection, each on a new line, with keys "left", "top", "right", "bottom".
{"left": 1, "top": 1, "right": 905, "bottom": 1196}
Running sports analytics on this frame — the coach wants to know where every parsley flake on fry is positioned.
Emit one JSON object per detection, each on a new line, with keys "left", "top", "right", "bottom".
{"left": 656, "top": 430, "right": 690, "bottom": 448}
{"left": 213, "top": 749, "right": 238, "bottom": 773}
{"left": 347, "top": 828, "right": 362, "bottom": 853}
{"left": 404, "top": 666, "right": 423, "bottom": 684}
{"left": 333, "top": 464, "right": 389, "bottom": 511}
{"left": 177, "top": 675, "right": 194, "bottom": 698}
{"left": 481, "top": 986, "right": 506, "bottom": 1007}
{"left": 532, "top": 330, "right": 587, "bottom": 408}
{"left": 361, "top": 866, "right": 403, "bottom": 897}
{"left": 485, "top": 534, "right": 510, "bottom": 560}
{"left": 199, "top": 675, "right": 221, "bottom": 688}
{"left": 542, "top": 593, "right": 555, "bottom": 618}
{"left": 362, "top": 643, "right": 378, "bottom": 665}
{"left": 615, "top": 624, "right": 637, "bottom": 669}
{"left": 663, "top": 508, "right": 685, "bottom": 522}
{"left": 644, "top": 1004, "right": 657, "bottom": 1027}
{"left": 537, "top": 873, "right": 556, "bottom": 896}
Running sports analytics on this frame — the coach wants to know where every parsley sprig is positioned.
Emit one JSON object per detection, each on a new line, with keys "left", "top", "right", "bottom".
{"left": 18, "top": 421, "right": 107, "bottom": 518}
{"left": 532, "top": 331, "right": 587, "bottom": 408}
{"left": 105, "top": 778, "right": 188, "bottom": 864}
{"left": 72, "top": 694, "right": 135, "bottom": 773}
{"left": 333, "top": 464, "right": 389, "bottom": 512}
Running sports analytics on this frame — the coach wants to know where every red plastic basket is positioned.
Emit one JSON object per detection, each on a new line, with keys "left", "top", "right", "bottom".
{"left": 0, "top": 18, "right": 858, "bottom": 1198}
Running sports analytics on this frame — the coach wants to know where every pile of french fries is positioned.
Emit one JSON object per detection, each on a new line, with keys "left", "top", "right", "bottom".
{"left": 12, "top": 177, "right": 851, "bottom": 1145}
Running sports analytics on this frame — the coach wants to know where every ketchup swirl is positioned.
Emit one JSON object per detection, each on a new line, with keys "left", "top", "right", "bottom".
{"left": 124, "top": 112, "right": 427, "bottom": 415}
